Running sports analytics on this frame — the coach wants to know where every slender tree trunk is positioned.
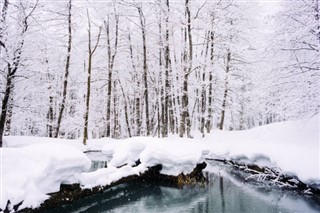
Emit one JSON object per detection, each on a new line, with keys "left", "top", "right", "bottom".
{"left": 119, "top": 80, "right": 132, "bottom": 137}
{"left": 138, "top": 7, "right": 150, "bottom": 136}
{"left": 128, "top": 31, "right": 141, "bottom": 136}
{"left": 0, "top": 0, "right": 36, "bottom": 146}
{"left": 105, "top": 14, "right": 119, "bottom": 138}
{"left": 83, "top": 10, "right": 101, "bottom": 145}
{"left": 111, "top": 80, "right": 120, "bottom": 138}
{"left": 200, "top": 32, "right": 210, "bottom": 137}
{"left": 83, "top": 56, "right": 91, "bottom": 145}
{"left": 4, "top": 96, "right": 13, "bottom": 135}
{"left": 47, "top": 96, "right": 54, "bottom": 137}
{"left": 135, "top": 88, "right": 141, "bottom": 136}
{"left": 105, "top": 25, "right": 112, "bottom": 137}
{"left": 219, "top": 51, "right": 231, "bottom": 130}
{"left": 179, "top": 0, "right": 192, "bottom": 138}
{"left": 0, "top": 71, "right": 12, "bottom": 147}
{"left": 0, "top": 0, "right": 9, "bottom": 47}
{"left": 206, "top": 31, "right": 214, "bottom": 133}
{"left": 157, "top": 9, "right": 164, "bottom": 137}
{"left": 164, "top": 0, "right": 175, "bottom": 135}
{"left": 55, "top": 0, "right": 72, "bottom": 138}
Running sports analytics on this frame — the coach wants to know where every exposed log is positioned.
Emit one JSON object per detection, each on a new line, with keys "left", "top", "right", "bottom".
{"left": 18, "top": 162, "right": 207, "bottom": 213}
{"left": 206, "top": 158, "right": 320, "bottom": 203}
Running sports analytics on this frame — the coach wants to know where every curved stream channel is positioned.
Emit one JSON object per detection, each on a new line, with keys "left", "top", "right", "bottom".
{"left": 44, "top": 158, "right": 320, "bottom": 213}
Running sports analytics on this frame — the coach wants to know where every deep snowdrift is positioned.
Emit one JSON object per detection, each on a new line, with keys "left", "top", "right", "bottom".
{"left": 204, "top": 115, "right": 319, "bottom": 183}
{"left": 0, "top": 143, "right": 91, "bottom": 209}
{"left": 1, "top": 115, "right": 319, "bottom": 210}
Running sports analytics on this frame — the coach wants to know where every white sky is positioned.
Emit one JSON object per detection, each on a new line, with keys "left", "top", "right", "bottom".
{"left": 257, "top": 0, "right": 281, "bottom": 15}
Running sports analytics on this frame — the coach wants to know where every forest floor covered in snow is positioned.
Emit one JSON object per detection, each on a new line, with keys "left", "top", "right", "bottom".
{"left": 1, "top": 115, "right": 319, "bottom": 211}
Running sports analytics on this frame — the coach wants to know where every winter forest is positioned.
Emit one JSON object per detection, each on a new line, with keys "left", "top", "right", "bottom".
{"left": 0, "top": 0, "right": 319, "bottom": 146}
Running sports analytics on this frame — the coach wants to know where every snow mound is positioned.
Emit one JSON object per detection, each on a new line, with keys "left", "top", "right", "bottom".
{"left": 205, "top": 114, "right": 319, "bottom": 183}
{"left": 1, "top": 115, "right": 319, "bottom": 210}
{"left": 79, "top": 164, "right": 147, "bottom": 189}
{"left": 139, "top": 141, "right": 203, "bottom": 176}
{"left": 0, "top": 143, "right": 91, "bottom": 209}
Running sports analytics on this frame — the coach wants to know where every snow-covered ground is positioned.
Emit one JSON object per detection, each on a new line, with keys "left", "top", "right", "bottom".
{"left": 1, "top": 115, "right": 319, "bottom": 210}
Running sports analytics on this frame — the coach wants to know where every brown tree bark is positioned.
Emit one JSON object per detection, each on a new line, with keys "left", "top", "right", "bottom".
{"left": 206, "top": 31, "right": 215, "bottom": 133}
{"left": 219, "top": 51, "right": 231, "bottom": 130}
{"left": 179, "top": 0, "right": 192, "bottom": 138}
{"left": 4, "top": 96, "right": 13, "bottom": 136}
{"left": 83, "top": 10, "right": 101, "bottom": 145}
{"left": 128, "top": 31, "right": 141, "bottom": 136}
{"left": 119, "top": 80, "right": 132, "bottom": 137}
{"left": 200, "top": 32, "right": 210, "bottom": 137}
{"left": 55, "top": 0, "right": 72, "bottom": 138}
{"left": 0, "top": 0, "right": 38, "bottom": 147}
{"left": 105, "top": 14, "right": 119, "bottom": 138}
{"left": 138, "top": 7, "right": 151, "bottom": 136}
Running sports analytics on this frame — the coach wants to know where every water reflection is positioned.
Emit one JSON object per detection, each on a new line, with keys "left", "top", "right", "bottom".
{"left": 89, "top": 161, "right": 107, "bottom": 172}
{"left": 44, "top": 169, "right": 320, "bottom": 213}
{"left": 220, "top": 176, "right": 225, "bottom": 213}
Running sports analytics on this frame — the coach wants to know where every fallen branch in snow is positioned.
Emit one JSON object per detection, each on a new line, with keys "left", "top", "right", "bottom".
{"left": 83, "top": 150, "right": 102, "bottom": 153}
{"left": 205, "top": 158, "right": 320, "bottom": 203}
{"left": 0, "top": 200, "right": 23, "bottom": 213}
{"left": 18, "top": 162, "right": 207, "bottom": 213}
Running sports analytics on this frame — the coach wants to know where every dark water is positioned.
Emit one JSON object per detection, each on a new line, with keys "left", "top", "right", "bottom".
{"left": 45, "top": 162, "right": 320, "bottom": 213}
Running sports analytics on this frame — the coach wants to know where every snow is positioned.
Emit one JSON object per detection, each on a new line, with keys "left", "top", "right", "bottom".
{"left": 0, "top": 143, "right": 91, "bottom": 209}
{"left": 203, "top": 115, "right": 319, "bottom": 183}
{"left": 79, "top": 165, "right": 147, "bottom": 189}
{"left": 1, "top": 115, "right": 319, "bottom": 210}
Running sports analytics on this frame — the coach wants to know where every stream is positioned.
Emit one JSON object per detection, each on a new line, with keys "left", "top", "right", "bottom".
{"left": 42, "top": 158, "right": 320, "bottom": 213}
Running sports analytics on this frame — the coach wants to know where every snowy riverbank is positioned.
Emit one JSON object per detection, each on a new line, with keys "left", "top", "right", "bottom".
{"left": 1, "top": 115, "right": 319, "bottom": 210}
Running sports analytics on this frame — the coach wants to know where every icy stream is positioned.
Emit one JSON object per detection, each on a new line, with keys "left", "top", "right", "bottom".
{"left": 42, "top": 160, "right": 320, "bottom": 213}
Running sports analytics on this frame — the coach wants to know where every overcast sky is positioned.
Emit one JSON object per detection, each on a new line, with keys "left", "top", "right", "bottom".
{"left": 257, "top": 0, "right": 281, "bottom": 15}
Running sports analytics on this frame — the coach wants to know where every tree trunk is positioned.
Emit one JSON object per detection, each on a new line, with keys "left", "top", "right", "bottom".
{"left": 119, "top": 80, "right": 132, "bottom": 137}
{"left": 219, "top": 51, "right": 231, "bottom": 130}
{"left": 0, "top": 72, "right": 12, "bottom": 147}
{"left": 206, "top": 31, "right": 214, "bottom": 133}
{"left": 157, "top": 9, "right": 164, "bottom": 137}
{"left": 105, "top": 14, "right": 119, "bottom": 138}
{"left": 138, "top": 7, "right": 150, "bottom": 136}
{"left": 55, "top": 0, "right": 72, "bottom": 138}
{"left": 83, "top": 10, "right": 101, "bottom": 145}
{"left": 112, "top": 80, "right": 118, "bottom": 138}
{"left": 4, "top": 96, "right": 13, "bottom": 136}
{"left": 128, "top": 31, "right": 141, "bottom": 136}
{"left": 200, "top": 32, "right": 210, "bottom": 137}
{"left": 165, "top": 0, "right": 175, "bottom": 135}
{"left": 0, "top": 0, "right": 36, "bottom": 146}
{"left": 47, "top": 96, "right": 54, "bottom": 137}
{"left": 179, "top": 0, "right": 192, "bottom": 138}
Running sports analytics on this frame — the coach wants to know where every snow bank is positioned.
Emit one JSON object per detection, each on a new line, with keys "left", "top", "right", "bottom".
{"left": 79, "top": 165, "right": 147, "bottom": 189}
{"left": 137, "top": 140, "right": 203, "bottom": 176}
{"left": 3, "top": 136, "right": 86, "bottom": 150}
{"left": 79, "top": 138, "right": 204, "bottom": 188}
{"left": 204, "top": 115, "right": 320, "bottom": 183}
{"left": 1, "top": 115, "right": 319, "bottom": 210}
{"left": 0, "top": 143, "right": 91, "bottom": 209}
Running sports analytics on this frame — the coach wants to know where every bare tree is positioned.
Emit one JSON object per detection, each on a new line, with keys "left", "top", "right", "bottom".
{"left": 179, "top": 0, "right": 192, "bottom": 138}
{"left": 55, "top": 0, "right": 72, "bottom": 138}
{"left": 219, "top": 50, "right": 231, "bottom": 130}
{"left": 105, "top": 12, "right": 119, "bottom": 137}
{"left": 161, "top": 0, "right": 174, "bottom": 137}
{"left": 138, "top": 6, "right": 151, "bottom": 136}
{"left": 0, "top": 0, "right": 38, "bottom": 147}
{"left": 83, "top": 9, "right": 101, "bottom": 145}
{"left": 206, "top": 30, "right": 215, "bottom": 133}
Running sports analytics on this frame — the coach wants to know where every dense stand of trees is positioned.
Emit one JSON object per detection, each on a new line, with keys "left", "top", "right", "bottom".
{"left": 0, "top": 0, "right": 318, "bottom": 146}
